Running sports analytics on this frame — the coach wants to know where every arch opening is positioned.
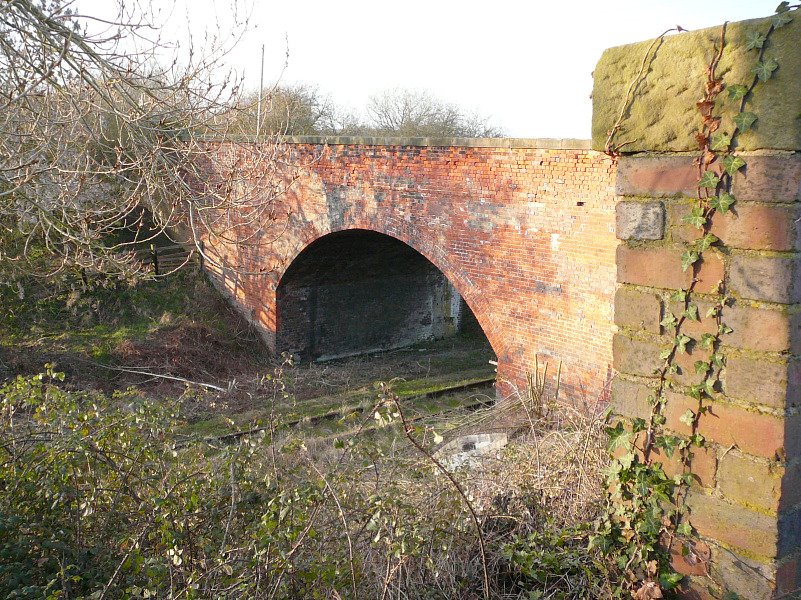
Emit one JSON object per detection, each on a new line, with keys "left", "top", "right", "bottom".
{"left": 276, "top": 230, "right": 492, "bottom": 362}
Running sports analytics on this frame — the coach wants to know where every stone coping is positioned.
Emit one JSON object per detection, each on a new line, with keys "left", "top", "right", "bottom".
{"left": 198, "top": 135, "right": 592, "bottom": 150}
{"left": 592, "top": 12, "right": 801, "bottom": 152}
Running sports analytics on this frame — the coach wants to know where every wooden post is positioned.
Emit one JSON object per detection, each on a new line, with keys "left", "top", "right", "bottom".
{"left": 150, "top": 244, "right": 159, "bottom": 275}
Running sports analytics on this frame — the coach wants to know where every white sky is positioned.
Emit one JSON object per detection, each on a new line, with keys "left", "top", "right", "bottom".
{"left": 77, "top": 0, "right": 782, "bottom": 138}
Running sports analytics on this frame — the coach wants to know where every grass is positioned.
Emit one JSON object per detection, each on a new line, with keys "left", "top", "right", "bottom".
{"left": 0, "top": 267, "right": 269, "bottom": 387}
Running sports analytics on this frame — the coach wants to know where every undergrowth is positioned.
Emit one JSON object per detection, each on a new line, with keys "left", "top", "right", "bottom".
{"left": 0, "top": 366, "right": 612, "bottom": 599}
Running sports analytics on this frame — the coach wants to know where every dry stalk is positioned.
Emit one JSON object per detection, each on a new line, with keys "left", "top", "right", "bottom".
{"left": 391, "top": 394, "right": 491, "bottom": 600}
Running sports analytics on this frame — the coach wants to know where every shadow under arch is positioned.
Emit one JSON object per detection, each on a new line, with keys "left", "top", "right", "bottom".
{"left": 276, "top": 228, "right": 496, "bottom": 363}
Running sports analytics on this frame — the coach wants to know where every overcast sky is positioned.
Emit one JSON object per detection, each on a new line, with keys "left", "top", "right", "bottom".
{"left": 79, "top": 0, "right": 782, "bottom": 138}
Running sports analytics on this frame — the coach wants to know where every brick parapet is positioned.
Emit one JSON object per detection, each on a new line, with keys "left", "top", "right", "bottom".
{"left": 612, "top": 150, "right": 801, "bottom": 598}
{"left": 198, "top": 135, "right": 594, "bottom": 150}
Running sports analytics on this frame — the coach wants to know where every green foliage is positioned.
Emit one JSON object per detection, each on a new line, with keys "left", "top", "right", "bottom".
{"left": 504, "top": 522, "right": 607, "bottom": 599}
{"left": 698, "top": 171, "right": 720, "bottom": 188}
{"left": 0, "top": 368, "right": 286, "bottom": 598}
{"left": 3, "top": 367, "right": 603, "bottom": 599}
{"left": 726, "top": 84, "right": 749, "bottom": 100}
{"left": 752, "top": 58, "right": 779, "bottom": 81}
{"left": 733, "top": 111, "right": 757, "bottom": 132}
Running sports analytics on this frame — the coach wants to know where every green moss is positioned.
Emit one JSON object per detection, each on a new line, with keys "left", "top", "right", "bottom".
{"left": 593, "top": 12, "right": 801, "bottom": 152}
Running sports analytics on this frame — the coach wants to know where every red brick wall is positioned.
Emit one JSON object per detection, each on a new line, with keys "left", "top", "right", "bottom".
{"left": 611, "top": 154, "right": 801, "bottom": 599}
{"left": 194, "top": 138, "right": 617, "bottom": 401}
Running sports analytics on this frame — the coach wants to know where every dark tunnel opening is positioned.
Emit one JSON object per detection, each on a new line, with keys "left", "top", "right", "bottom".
{"left": 276, "top": 230, "right": 492, "bottom": 362}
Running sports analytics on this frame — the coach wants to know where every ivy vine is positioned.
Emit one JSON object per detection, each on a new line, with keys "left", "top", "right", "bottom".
{"left": 594, "top": 4, "right": 798, "bottom": 598}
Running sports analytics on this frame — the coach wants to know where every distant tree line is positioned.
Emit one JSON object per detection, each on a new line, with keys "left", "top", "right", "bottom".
{"left": 235, "top": 85, "right": 504, "bottom": 138}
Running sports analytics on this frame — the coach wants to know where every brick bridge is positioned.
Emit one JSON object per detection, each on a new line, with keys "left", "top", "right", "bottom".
{"left": 192, "top": 13, "right": 801, "bottom": 598}
{"left": 196, "top": 137, "right": 617, "bottom": 400}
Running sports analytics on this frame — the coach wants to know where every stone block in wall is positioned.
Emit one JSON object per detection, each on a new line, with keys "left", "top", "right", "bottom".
{"left": 723, "top": 303, "right": 801, "bottom": 354}
{"left": 616, "top": 200, "right": 665, "bottom": 240}
{"left": 663, "top": 391, "right": 787, "bottom": 459}
{"left": 612, "top": 334, "right": 664, "bottom": 378}
{"left": 717, "top": 450, "right": 784, "bottom": 512}
{"left": 610, "top": 375, "right": 653, "bottom": 419}
{"left": 615, "top": 156, "right": 697, "bottom": 197}
{"left": 614, "top": 286, "right": 662, "bottom": 333}
{"left": 592, "top": 16, "right": 801, "bottom": 152}
{"left": 709, "top": 544, "right": 779, "bottom": 600}
{"left": 732, "top": 154, "right": 801, "bottom": 203}
{"left": 729, "top": 253, "right": 801, "bottom": 304}
{"left": 723, "top": 355, "right": 801, "bottom": 410}
{"left": 616, "top": 154, "right": 801, "bottom": 202}
{"left": 686, "top": 491, "right": 779, "bottom": 557}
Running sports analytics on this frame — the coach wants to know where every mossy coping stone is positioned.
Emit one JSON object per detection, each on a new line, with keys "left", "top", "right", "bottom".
{"left": 592, "top": 11, "right": 801, "bottom": 153}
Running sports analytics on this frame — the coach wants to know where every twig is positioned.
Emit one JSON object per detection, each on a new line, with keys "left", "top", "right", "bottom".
{"left": 605, "top": 27, "right": 685, "bottom": 156}
{"left": 307, "top": 460, "right": 359, "bottom": 600}
{"left": 82, "top": 360, "right": 228, "bottom": 392}
{"left": 391, "top": 394, "right": 490, "bottom": 600}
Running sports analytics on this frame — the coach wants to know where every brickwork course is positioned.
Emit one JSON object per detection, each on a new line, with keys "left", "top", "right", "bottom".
{"left": 595, "top": 12, "right": 801, "bottom": 600}
{"left": 193, "top": 138, "right": 618, "bottom": 400}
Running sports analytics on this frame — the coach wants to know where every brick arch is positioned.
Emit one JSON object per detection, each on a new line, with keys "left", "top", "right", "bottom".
{"left": 275, "top": 226, "right": 503, "bottom": 360}
{"left": 198, "top": 139, "right": 617, "bottom": 400}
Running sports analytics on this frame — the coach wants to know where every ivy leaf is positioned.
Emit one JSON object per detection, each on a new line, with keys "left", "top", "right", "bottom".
{"left": 660, "top": 313, "right": 678, "bottom": 329}
{"left": 660, "top": 571, "right": 684, "bottom": 590}
{"left": 683, "top": 304, "right": 699, "bottom": 321}
{"left": 688, "top": 385, "right": 703, "bottom": 400}
{"left": 719, "top": 323, "right": 733, "bottom": 335}
{"left": 606, "top": 422, "right": 633, "bottom": 451}
{"left": 752, "top": 58, "right": 779, "bottom": 82}
{"left": 772, "top": 10, "right": 793, "bottom": 27}
{"left": 681, "top": 250, "right": 699, "bottom": 272}
{"left": 711, "top": 353, "right": 725, "bottom": 368}
{"left": 722, "top": 155, "right": 746, "bottom": 176}
{"left": 698, "top": 171, "right": 720, "bottom": 189}
{"left": 692, "top": 433, "right": 706, "bottom": 446}
{"left": 745, "top": 31, "right": 767, "bottom": 50}
{"left": 705, "top": 306, "right": 718, "bottom": 318}
{"left": 670, "top": 290, "right": 687, "bottom": 303}
{"left": 656, "top": 435, "right": 680, "bottom": 459}
{"left": 682, "top": 206, "right": 707, "bottom": 229}
{"left": 727, "top": 84, "right": 749, "bottom": 100}
{"left": 696, "top": 233, "right": 719, "bottom": 253}
{"left": 694, "top": 360, "right": 710, "bottom": 374}
{"left": 675, "top": 334, "right": 692, "bottom": 354}
{"left": 618, "top": 451, "right": 635, "bottom": 470}
{"left": 676, "top": 522, "right": 693, "bottom": 536}
{"left": 710, "top": 133, "right": 731, "bottom": 151}
{"left": 710, "top": 192, "right": 736, "bottom": 214}
{"left": 700, "top": 333, "right": 716, "bottom": 350}
{"left": 776, "top": 1, "right": 791, "bottom": 13}
{"left": 680, "top": 409, "right": 696, "bottom": 426}
{"left": 733, "top": 112, "right": 758, "bottom": 132}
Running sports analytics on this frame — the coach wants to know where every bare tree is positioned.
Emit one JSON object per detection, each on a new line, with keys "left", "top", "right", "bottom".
{"left": 234, "top": 84, "right": 340, "bottom": 135}
{"left": 364, "top": 88, "right": 503, "bottom": 137}
{"left": 0, "top": 0, "right": 285, "bottom": 285}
